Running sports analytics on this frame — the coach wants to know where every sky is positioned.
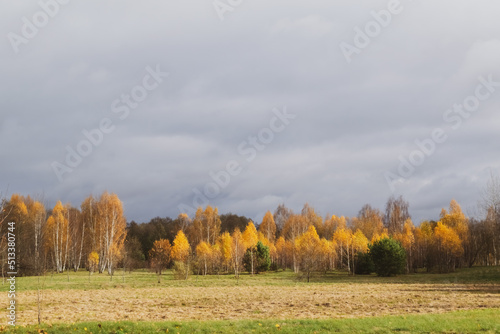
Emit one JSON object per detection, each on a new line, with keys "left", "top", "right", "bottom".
{"left": 1, "top": 0, "right": 500, "bottom": 225}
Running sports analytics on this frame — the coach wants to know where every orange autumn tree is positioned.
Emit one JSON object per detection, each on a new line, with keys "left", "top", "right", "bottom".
{"left": 2, "top": 195, "right": 29, "bottom": 273}
{"left": 81, "top": 195, "right": 98, "bottom": 271}
{"left": 275, "top": 236, "right": 288, "bottom": 269}
{"left": 172, "top": 230, "right": 190, "bottom": 261}
{"left": 333, "top": 227, "right": 353, "bottom": 272}
{"left": 242, "top": 221, "right": 258, "bottom": 248}
{"left": 96, "top": 192, "right": 127, "bottom": 275}
{"left": 63, "top": 206, "right": 82, "bottom": 272}
{"left": 4, "top": 194, "right": 28, "bottom": 223}
{"left": 171, "top": 230, "right": 191, "bottom": 279}
{"left": 282, "top": 214, "right": 309, "bottom": 272}
{"left": 352, "top": 204, "right": 384, "bottom": 241}
{"left": 195, "top": 241, "right": 212, "bottom": 275}
{"left": 434, "top": 221, "right": 463, "bottom": 272}
{"left": 282, "top": 214, "right": 309, "bottom": 241}
{"left": 323, "top": 215, "right": 347, "bottom": 240}
{"left": 431, "top": 200, "right": 468, "bottom": 272}
{"left": 394, "top": 218, "right": 415, "bottom": 273}
{"left": 231, "top": 228, "right": 245, "bottom": 278}
{"left": 413, "top": 221, "right": 435, "bottom": 270}
{"left": 295, "top": 226, "right": 323, "bottom": 282}
{"left": 217, "top": 232, "right": 233, "bottom": 272}
{"left": 320, "top": 238, "right": 337, "bottom": 271}
{"left": 259, "top": 211, "right": 277, "bottom": 242}
{"left": 352, "top": 229, "right": 369, "bottom": 254}
{"left": 210, "top": 243, "right": 222, "bottom": 274}
{"left": 371, "top": 229, "right": 390, "bottom": 244}
{"left": 242, "top": 222, "right": 258, "bottom": 274}
{"left": 301, "top": 203, "right": 324, "bottom": 237}
{"left": 351, "top": 229, "right": 369, "bottom": 273}
{"left": 46, "top": 201, "right": 69, "bottom": 273}
{"left": 87, "top": 251, "right": 99, "bottom": 275}
{"left": 149, "top": 239, "right": 172, "bottom": 282}
{"left": 22, "top": 196, "right": 46, "bottom": 275}
{"left": 440, "top": 200, "right": 469, "bottom": 247}
{"left": 189, "top": 206, "right": 221, "bottom": 246}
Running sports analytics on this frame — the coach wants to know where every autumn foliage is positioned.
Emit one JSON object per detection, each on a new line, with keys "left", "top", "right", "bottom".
{"left": 1, "top": 188, "right": 499, "bottom": 280}
{"left": 149, "top": 239, "right": 172, "bottom": 281}
{"left": 0, "top": 191, "right": 127, "bottom": 276}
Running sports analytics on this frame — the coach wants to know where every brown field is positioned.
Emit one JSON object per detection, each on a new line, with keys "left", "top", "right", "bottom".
{"left": 13, "top": 282, "right": 500, "bottom": 325}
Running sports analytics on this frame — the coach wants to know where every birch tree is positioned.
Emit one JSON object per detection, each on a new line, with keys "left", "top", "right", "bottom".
{"left": 25, "top": 197, "right": 46, "bottom": 275}
{"left": 231, "top": 228, "right": 245, "bottom": 278}
{"left": 189, "top": 206, "right": 222, "bottom": 246}
{"left": 242, "top": 222, "right": 258, "bottom": 275}
{"left": 97, "top": 192, "right": 127, "bottom": 275}
{"left": 46, "top": 201, "right": 69, "bottom": 273}
{"left": 295, "top": 226, "right": 322, "bottom": 282}
{"left": 195, "top": 241, "right": 212, "bottom": 275}
{"left": 259, "top": 211, "right": 277, "bottom": 242}
{"left": 384, "top": 196, "right": 410, "bottom": 235}
{"left": 353, "top": 204, "right": 384, "bottom": 241}
{"left": 217, "top": 232, "right": 233, "bottom": 272}
{"left": 333, "top": 227, "right": 352, "bottom": 272}
{"left": 81, "top": 195, "right": 98, "bottom": 270}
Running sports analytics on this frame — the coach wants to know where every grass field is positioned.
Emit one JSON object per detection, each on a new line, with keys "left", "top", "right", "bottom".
{"left": 1, "top": 267, "right": 499, "bottom": 333}
{"left": 2, "top": 309, "right": 499, "bottom": 333}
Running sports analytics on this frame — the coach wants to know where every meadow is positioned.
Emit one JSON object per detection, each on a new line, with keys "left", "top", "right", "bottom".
{"left": 1, "top": 267, "right": 499, "bottom": 333}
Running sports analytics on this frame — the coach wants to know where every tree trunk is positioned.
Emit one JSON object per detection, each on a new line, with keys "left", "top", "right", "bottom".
{"left": 251, "top": 250, "right": 254, "bottom": 275}
{"left": 339, "top": 241, "right": 343, "bottom": 270}
{"left": 351, "top": 242, "right": 355, "bottom": 275}
{"left": 37, "top": 287, "right": 41, "bottom": 325}
{"left": 75, "top": 219, "right": 86, "bottom": 272}
{"left": 346, "top": 241, "right": 350, "bottom": 273}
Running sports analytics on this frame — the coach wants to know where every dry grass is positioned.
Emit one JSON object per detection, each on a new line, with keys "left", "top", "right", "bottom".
{"left": 10, "top": 282, "right": 500, "bottom": 325}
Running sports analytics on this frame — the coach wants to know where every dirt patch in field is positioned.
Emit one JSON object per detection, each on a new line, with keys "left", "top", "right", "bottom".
{"left": 9, "top": 283, "right": 500, "bottom": 325}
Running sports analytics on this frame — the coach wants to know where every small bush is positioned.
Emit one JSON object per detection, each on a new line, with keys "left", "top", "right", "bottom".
{"left": 173, "top": 261, "right": 190, "bottom": 280}
{"left": 369, "top": 238, "right": 406, "bottom": 277}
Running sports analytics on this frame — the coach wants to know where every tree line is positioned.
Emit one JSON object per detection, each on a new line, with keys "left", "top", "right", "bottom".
{"left": 0, "top": 175, "right": 499, "bottom": 280}
{"left": 0, "top": 192, "right": 126, "bottom": 278}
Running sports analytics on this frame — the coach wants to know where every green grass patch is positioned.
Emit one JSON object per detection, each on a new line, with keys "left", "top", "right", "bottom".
{"left": 2, "top": 309, "right": 499, "bottom": 333}
{"left": 1, "top": 266, "right": 498, "bottom": 293}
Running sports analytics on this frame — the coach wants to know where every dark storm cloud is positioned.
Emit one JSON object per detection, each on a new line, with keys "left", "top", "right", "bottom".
{"left": 1, "top": 0, "right": 500, "bottom": 224}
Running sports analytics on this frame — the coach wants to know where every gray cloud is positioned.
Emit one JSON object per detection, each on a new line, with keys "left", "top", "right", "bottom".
{"left": 1, "top": 0, "right": 500, "bottom": 225}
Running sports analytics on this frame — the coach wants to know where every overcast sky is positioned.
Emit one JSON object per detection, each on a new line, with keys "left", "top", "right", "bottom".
{"left": 1, "top": 1, "right": 499, "bottom": 224}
